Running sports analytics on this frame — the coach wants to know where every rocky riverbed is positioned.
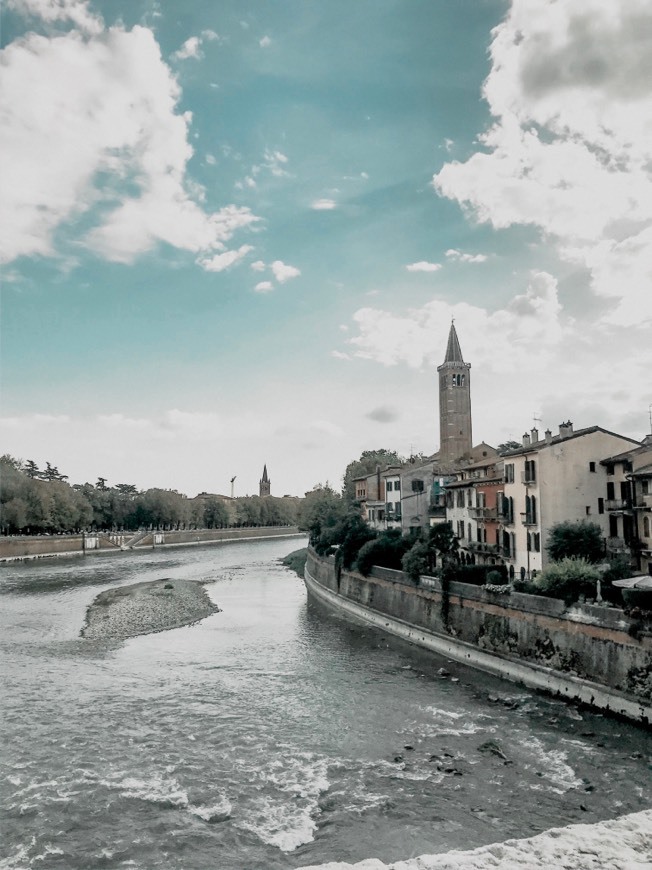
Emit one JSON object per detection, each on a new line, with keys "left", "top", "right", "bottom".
{"left": 81, "top": 578, "right": 219, "bottom": 641}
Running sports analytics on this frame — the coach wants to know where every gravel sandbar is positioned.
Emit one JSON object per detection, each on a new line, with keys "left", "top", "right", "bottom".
{"left": 81, "top": 578, "right": 219, "bottom": 641}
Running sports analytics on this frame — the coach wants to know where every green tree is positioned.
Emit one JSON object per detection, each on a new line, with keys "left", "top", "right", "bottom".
{"left": 43, "top": 462, "right": 68, "bottom": 482}
{"left": 546, "top": 521, "right": 604, "bottom": 564}
{"left": 401, "top": 539, "right": 429, "bottom": 583}
{"left": 204, "top": 497, "right": 230, "bottom": 528}
{"left": 355, "top": 529, "right": 411, "bottom": 576}
{"left": 297, "top": 485, "right": 347, "bottom": 554}
{"left": 534, "top": 557, "right": 600, "bottom": 604}
{"left": 342, "top": 449, "right": 404, "bottom": 501}
{"left": 497, "top": 441, "right": 521, "bottom": 455}
{"left": 335, "top": 510, "right": 376, "bottom": 570}
{"left": 24, "top": 459, "right": 39, "bottom": 478}
{"left": 428, "top": 522, "right": 459, "bottom": 567}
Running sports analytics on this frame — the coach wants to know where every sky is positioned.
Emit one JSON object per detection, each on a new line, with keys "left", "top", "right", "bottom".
{"left": 1, "top": 0, "right": 651, "bottom": 498}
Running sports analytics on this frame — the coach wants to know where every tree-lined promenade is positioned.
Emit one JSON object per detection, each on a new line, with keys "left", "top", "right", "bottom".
{"left": 0, "top": 456, "right": 300, "bottom": 534}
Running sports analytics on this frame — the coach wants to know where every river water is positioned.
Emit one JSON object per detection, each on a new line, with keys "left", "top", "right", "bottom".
{"left": 1, "top": 538, "right": 650, "bottom": 869}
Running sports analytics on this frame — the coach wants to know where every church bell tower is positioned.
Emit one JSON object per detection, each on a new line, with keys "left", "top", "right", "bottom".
{"left": 437, "top": 322, "right": 472, "bottom": 466}
{"left": 259, "top": 465, "right": 271, "bottom": 498}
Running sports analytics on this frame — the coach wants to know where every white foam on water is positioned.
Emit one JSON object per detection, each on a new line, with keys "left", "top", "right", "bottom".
{"left": 296, "top": 809, "right": 652, "bottom": 870}
{"left": 521, "top": 737, "right": 583, "bottom": 794}
{"left": 115, "top": 774, "right": 189, "bottom": 808}
{"left": 188, "top": 795, "right": 232, "bottom": 822}
{"left": 235, "top": 751, "right": 330, "bottom": 852}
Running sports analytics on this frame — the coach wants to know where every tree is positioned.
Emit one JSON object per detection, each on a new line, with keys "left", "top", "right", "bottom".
{"left": 297, "top": 485, "right": 347, "bottom": 554}
{"left": 534, "top": 557, "right": 600, "bottom": 604}
{"left": 24, "top": 459, "right": 39, "bottom": 478}
{"left": 342, "top": 449, "right": 405, "bottom": 501}
{"left": 546, "top": 521, "right": 604, "bottom": 564}
{"left": 401, "top": 539, "right": 430, "bottom": 583}
{"left": 355, "top": 529, "right": 411, "bottom": 576}
{"left": 335, "top": 510, "right": 376, "bottom": 570}
{"left": 497, "top": 441, "right": 521, "bottom": 455}
{"left": 42, "top": 462, "right": 68, "bottom": 482}
{"left": 428, "top": 522, "right": 459, "bottom": 566}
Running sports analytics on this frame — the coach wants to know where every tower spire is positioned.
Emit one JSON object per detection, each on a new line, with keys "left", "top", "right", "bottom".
{"left": 259, "top": 464, "right": 271, "bottom": 497}
{"left": 437, "top": 323, "right": 472, "bottom": 466}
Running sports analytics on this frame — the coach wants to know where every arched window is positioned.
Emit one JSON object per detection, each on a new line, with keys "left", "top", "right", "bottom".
{"left": 644, "top": 516, "right": 651, "bottom": 538}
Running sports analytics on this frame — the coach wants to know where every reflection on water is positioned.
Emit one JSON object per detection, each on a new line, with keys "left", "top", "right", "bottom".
{"left": 1, "top": 539, "right": 650, "bottom": 870}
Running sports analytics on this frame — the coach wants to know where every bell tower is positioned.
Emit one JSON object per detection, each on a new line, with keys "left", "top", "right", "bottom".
{"left": 259, "top": 464, "right": 271, "bottom": 497}
{"left": 437, "top": 322, "right": 472, "bottom": 466}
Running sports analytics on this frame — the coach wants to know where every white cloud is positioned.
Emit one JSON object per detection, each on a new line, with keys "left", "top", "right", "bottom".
{"left": 205, "top": 153, "right": 216, "bottom": 166}
{"left": 445, "top": 249, "right": 487, "bottom": 264}
{"left": 406, "top": 261, "right": 442, "bottom": 273}
{"left": 270, "top": 260, "right": 301, "bottom": 283}
{"left": 7, "top": 0, "right": 102, "bottom": 34}
{"left": 259, "top": 36, "right": 271, "bottom": 48}
{"left": 254, "top": 281, "right": 273, "bottom": 293}
{"left": 433, "top": 0, "right": 652, "bottom": 325}
{"left": 0, "top": 17, "right": 259, "bottom": 267}
{"left": 173, "top": 36, "right": 202, "bottom": 61}
{"left": 344, "top": 272, "right": 650, "bottom": 445}
{"left": 198, "top": 244, "right": 253, "bottom": 272}
{"left": 331, "top": 350, "right": 351, "bottom": 360}
{"left": 311, "top": 199, "right": 337, "bottom": 210}
{"left": 250, "top": 260, "right": 266, "bottom": 272}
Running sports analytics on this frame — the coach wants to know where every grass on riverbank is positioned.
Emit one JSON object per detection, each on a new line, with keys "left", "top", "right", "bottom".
{"left": 281, "top": 548, "right": 307, "bottom": 578}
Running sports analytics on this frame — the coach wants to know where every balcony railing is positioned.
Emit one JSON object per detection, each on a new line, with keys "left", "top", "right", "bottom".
{"left": 468, "top": 506, "right": 498, "bottom": 520}
{"left": 633, "top": 495, "right": 652, "bottom": 510}
{"left": 428, "top": 504, "right": 446, "bottom": 518}
{"left": 521, "top": 472, "right": 536, "bottom": 485}
{"left": 605, "top": 499, "right": 632, "bottom": 511}
{"left": 468, "top": 541, "right": 500, "bottom": 554}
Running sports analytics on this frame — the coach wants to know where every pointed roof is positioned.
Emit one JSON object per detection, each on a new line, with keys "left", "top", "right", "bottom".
{"left": 261, "top": 464, "right": 269, "bottom": 482}
{"left": 444, "top": 322, "right": 464, "bottom": 364}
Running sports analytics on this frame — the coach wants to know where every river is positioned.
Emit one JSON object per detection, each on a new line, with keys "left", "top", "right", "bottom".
{"left": 1, "top": 538, "right": 650, "bottom": 869}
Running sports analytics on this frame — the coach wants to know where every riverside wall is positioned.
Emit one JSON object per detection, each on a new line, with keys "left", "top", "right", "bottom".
{"left": 0, "top": 527, "right": 304, "bottom": 562}
{"left": 305, "top": 549, "right": 652, "bottom": 724}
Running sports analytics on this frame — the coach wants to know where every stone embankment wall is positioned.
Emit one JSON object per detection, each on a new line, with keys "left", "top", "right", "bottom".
{"left": 0, "top": 527, "right": 303, "bottom": 562}
{"left": 306, "top": 549, "right": 652, "bottom": 724}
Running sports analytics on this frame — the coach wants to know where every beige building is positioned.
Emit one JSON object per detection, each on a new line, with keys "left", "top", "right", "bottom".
{"left": 601, "top": 436, "right": 652, "bottom": 575}
{"left": 499, "top": 423, "right": 640, "bottom": 580}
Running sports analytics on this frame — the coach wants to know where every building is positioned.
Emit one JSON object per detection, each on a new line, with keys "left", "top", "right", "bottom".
{"left": 437, "top": 322, "right": 472, "bottom": 466}
{"left": 443, "top": 455, "right": 504, "bottom": 566}
{"left": 601, "top": 436, "right": 652, "bottom": 575}
{"left": 399, "top": 458, "right": 448, "bottom": 535}
{"left": 499, "top": 423, "right": 640, "bottom": 579}
{"left": 259, "top": 465, "right": 271, "bottom": 498}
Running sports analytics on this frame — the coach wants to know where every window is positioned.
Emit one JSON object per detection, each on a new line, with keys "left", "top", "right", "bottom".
{"left": 505, "top": 464, "right": 515, "bottom": 483}
{"left": 598, "top": 497, "right": 604, "bottom": 514}
{"left": 386, "top": 481, "right": 393, "bottom": 492}
{"left": 589, "top": 461, "right": 596, "bottom": 472}
{"left": 607, "top": 482, "right": 615, "bottom": 500}
{"left": 585, "top": 506, "right": 591, "bottom": 515}
{"left": 467, "top": 489, "right": 473, "bottom": 508}
{"left": 606, "top": 463, "right": 614, "bottom": 476}
{"left": 467, "top": 523, "right": 472, "bottom": 542}
{"left": 644, "top": 516, "right": 650, "bottom": 538}
{"left": 477, "top": 527, "right": 482, "bottom": 542}
{"left": 456, "top": 490, "right": 464, "bottom": 508}
{"left": 530, "top": 495, "right": 537, "bottom": 524}
{"left": 411, "top": 479, "right": 424, "bottom": 492}
{"left": 642, "top": 480, "right": 650, "bottom": 495}
{"left": 524, "top": 459, "right": 536, "bottom": 482}
{"left": 394, "top": 480, "right": 400, "bottom": 492}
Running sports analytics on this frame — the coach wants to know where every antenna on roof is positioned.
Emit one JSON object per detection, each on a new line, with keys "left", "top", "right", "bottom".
{"left": 533, "top": 413, "right": 542, "bottom": 427}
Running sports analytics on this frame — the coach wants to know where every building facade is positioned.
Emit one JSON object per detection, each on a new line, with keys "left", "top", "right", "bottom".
{"left": 499, "top": 423, "right": 640, "bottom": 579}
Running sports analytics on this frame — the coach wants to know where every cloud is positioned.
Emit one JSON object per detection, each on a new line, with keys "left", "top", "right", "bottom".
{"left": 254, "top": 281, "right": 273, "bottom": 293}
{"left": 366, "top": 406, "right": 399, "bottom": 423}
{"left": 406, "top": 261, "right": 442, "bottom": 273}
{"left": 259, "top": 36, "right": 271, "bottom": 48}
{"left": 433, "top": 0, "right": 652, "bottom": 325}
{"left": 331, "top": 350, "right": 351, "bottom": 360}
{"left": 7, "top": 0, "right": 102, "bottom": 34}
{"left": 173, "top": 36, "right": 201, "bottom": 61}
{"left": 270, "top": 260, "right": 300, "bottom": 283}
{"left": 250, "top": 260, "right": 266, "bottom": 272}
{"left": 197, "top": 244, "right": 253, "bottom": 272}
{"left": 0, "top": 15, "right": 259, "bottom": 267}
{"left": 311, "top": 199, "right": 337, "bottom": 210}
{"left": 445, "top": 249, "right": 487, "bottom": 264}
{"left": 173, "top": 30, "right": 219, "bottom": 61}
{"left": 344, "top": 272, "right": 650, "bottom": 445}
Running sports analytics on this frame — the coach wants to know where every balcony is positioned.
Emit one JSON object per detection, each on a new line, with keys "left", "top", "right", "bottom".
{"left": 606, "top": 499, "right": 632, "bottom": 511}
{"left": 605, "top": 536, "right": 629, "bottom": 553}
{"left": 633, "top": 494, "right": 652, "bottom": 510}
{"left": 428, "top": 504, "right": 446, "bottom": 518}
{"left": 520, "top": 471, "right": 536, "bottom": 485}
{"left": 468, "top": 541, "right": 500, "bottom": 554}
{"left": 468, "top": 506, "right": 498, "bottom": 520}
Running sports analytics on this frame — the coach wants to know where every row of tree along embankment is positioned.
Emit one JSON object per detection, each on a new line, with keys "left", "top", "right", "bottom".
{"left": 0, "top": 527, "right": 304, "bottom": 562}
{"left": 304, "top": 548, "right": 652, "bottom": 725}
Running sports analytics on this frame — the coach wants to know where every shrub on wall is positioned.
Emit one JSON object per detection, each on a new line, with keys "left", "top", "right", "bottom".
{"left": 401, "top": 540, "right": 429, "bottom": 584}
{"left": 533, "top": 557, "right": 600, "bottom": 604}
{"left": 356, "top": 530, "right": 411, "bottom": 576}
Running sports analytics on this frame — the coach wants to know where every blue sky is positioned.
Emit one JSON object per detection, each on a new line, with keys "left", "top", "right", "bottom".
{"left": 2, "top": 0, "right": 651, "bottom": 497}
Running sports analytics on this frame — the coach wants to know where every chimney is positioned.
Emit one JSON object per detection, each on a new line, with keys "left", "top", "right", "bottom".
{"left": 559, "top": 421, "right": 574, "bottom": 438}
{"left": 530, "top": 427, "right": 539, "bottom": 443}
{"left": 545, "top": 428, "right": 552, "bottom": 444}
{"left": 522, "top": 432, "right": 531, "bottom": 447}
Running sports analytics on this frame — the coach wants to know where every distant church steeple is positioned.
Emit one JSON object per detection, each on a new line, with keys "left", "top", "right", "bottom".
{"left": 437, "top": 322, "right": 472, "bottom": 465}
{"left": 259, "top": 464, "right": 271, "bottom": 497}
